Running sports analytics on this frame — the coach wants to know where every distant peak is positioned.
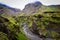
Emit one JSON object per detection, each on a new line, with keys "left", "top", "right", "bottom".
{"left": 33, "top": 1, "right": 42, "bottom": 7}
{"left": 25, "top": 1, "right": 42, "bottom": 8}
{"left": 34, "top": 1, "right": 42, "bottom": 5}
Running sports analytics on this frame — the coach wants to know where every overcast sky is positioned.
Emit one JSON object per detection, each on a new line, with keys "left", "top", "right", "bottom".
{"left": 0, "top": 0, "right": 60, "bottom": 10}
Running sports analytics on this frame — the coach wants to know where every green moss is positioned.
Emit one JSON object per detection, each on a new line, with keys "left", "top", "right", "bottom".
{"left": 0, "top": 32, "right": 8, "bottom": 40}
{"left": 17, "top": 32, "right": 29, "bottom": 40}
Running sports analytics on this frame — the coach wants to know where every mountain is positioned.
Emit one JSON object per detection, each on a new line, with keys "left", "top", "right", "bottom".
{"left": 22, "top": 1, "right": 60, "bottom": 15}
{"left": 0, "top": 1, "right": 60, "bottom": 40}
{"left": 24, "top": 3, "right": 60, "bottom": 40}
{"left": 0, "top": 2, "right": 60, "bottom": 16}
{"left": 0, "top": 3, "right": 21, "bottom": 16}
{"left": 22, "top": 1, "right": 42, "bottom": 15}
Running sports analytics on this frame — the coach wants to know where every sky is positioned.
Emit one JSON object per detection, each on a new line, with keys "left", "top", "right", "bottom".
{"left": 0, "top": 0, "right": 60, "bottom": 10}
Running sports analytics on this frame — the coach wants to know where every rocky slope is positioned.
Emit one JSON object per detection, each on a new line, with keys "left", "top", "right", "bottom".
{"left": 22, "top": 1, "right": 42, "bottom": 15}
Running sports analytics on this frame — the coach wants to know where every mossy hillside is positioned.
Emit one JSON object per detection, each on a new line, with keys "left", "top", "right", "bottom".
{"left": 26, "top": 6, "right": 60, "bottom": 39}
{"left": 0, "top": 32, "right": 8, "bottom": 40}
{"left": 0, "top": 14, "right": 29, "bottom": 40}
{"left": 16, "top": 6, "right": 60, "bottom": 39}
{"left": 0, "top": 5, "right": 60, "bottom": 40}
{"left": 0, "top": 15, "right": 20, "bottom": 40}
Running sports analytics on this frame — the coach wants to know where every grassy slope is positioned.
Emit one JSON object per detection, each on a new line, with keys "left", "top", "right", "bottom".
{"left": 29, "top": 6, "right": 60, "bottom": 39}
{"left": 0, "top": 5, "right": 60, "bottom": 40}
{"left": 17, "top": 6, "right": 60, "bottom": 40}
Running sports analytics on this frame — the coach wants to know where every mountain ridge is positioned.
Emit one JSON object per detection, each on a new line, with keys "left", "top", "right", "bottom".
{"left": 0, "top": 1, "right": 60, "bottom": 16}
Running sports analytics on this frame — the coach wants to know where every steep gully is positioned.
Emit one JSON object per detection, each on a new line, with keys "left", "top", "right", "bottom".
{"left": 22, "top": 22, "right": 55, "bottom": 40}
